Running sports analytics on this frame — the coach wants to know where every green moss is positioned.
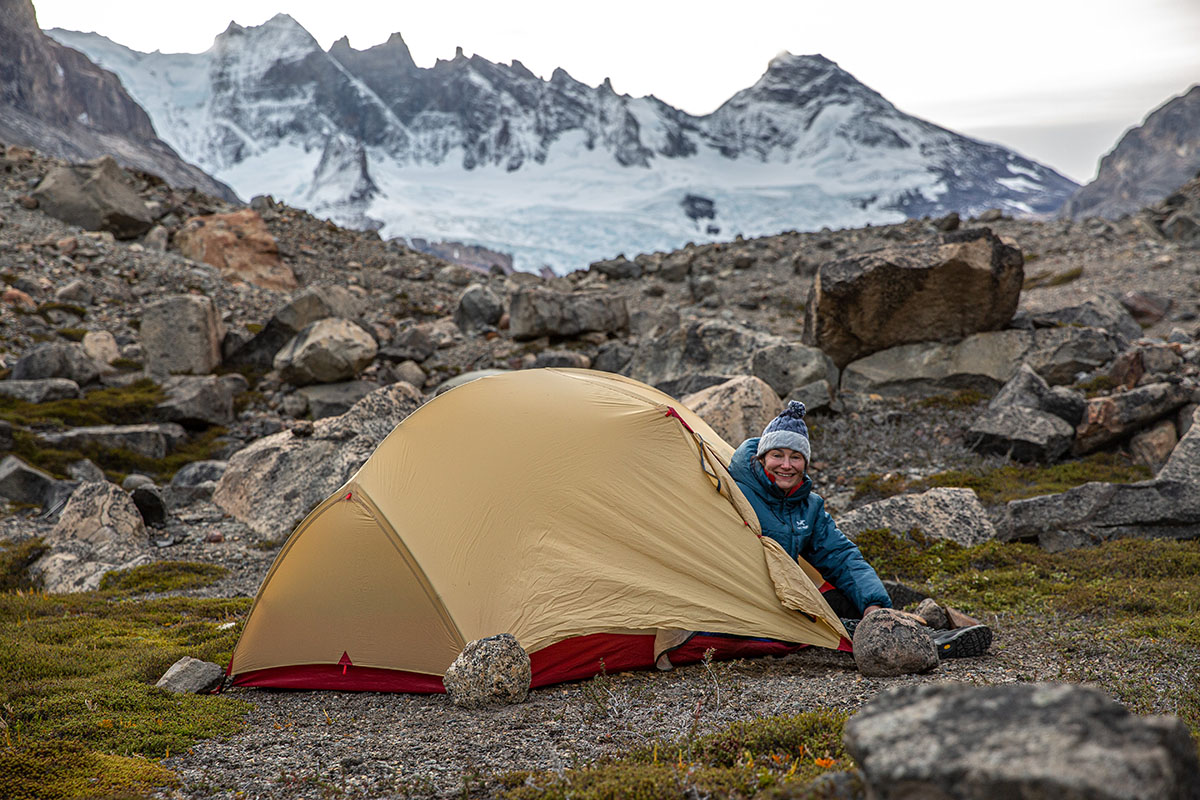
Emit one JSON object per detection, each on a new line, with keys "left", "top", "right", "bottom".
{"left": 9, "top": 425, "right": 228, "bottom": 484}
{"left": 55, "top": 328, "right": 88, "bottom": 342}
{"left": 916, "top": 389, "right": 989, "bottom": 409}
{"left": 0, "top": 591, "right": 250, "bottom": 797}
{"left": 1046, "top": 266, "right": 1084, "bottom": 287}
{"left": 851, "top": 473, "right": 909, "bottom": 503}
{"left": 0, "top": 379, "right": 164, "bottom": 428}
{"left": 503, "top": 712, "right": 849, "bottom": 800}
{"left": 35, "top": 302, "right": 87, "bottom": 322}
{"left": 1023, "top": 266, "right": 1083, "bottom": 290}
{"left": 920, "top": 453, "right": 1151, "bottom": 506}
{"left": 110, "top": 358, "right": 143, "bottom": 372}
{"left": 0, "top": 537, "right": 49, "bottom": 592}
{"left": 98, "top": 562, "right": 229, "bottom": 596}
{"left": 1074, "top": 374, "right": 1115, "bottom": 397}
{"left": 244, "top": 322, "right": 264, "bottom": 334}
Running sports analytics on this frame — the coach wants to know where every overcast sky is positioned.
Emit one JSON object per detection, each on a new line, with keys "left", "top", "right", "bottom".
{"left": 34, "top": 0, "right": 1200, "bottom": 184}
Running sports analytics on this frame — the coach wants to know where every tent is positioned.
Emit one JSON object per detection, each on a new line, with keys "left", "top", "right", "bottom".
{"left": 227, "top": 368, "right": 849, "bottom": 692}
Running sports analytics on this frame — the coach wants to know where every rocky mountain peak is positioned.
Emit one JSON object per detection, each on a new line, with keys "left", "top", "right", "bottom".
{"left": 726, "top": 51, "right": 890, "bottom": 114}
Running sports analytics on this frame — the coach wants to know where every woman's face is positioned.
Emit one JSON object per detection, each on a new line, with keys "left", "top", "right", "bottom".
{"left": 762, "top": 448, "right": 806, "bottom": 491}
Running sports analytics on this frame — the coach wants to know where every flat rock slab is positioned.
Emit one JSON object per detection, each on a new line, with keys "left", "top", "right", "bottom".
{"left": 844, "top": 682, "right": 1200, "bottom": 800}
{"left": 0, "top": 378, "right": 81, "bottom": 403}
{"left": 509, "top": 287, "right": 628, "bottom": 341}
{"left": 837, "top": 487, "right": 995, "bottom": 547}
{"left": 40, "top": 423, "right": 187, "bottom": 460}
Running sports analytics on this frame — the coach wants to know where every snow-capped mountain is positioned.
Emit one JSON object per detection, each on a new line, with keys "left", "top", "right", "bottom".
{"left": 50, "top": 15, "right": 1078, "bottom": 272}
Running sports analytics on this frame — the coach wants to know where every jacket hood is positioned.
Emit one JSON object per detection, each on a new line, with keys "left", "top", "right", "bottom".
{"left": 731, "top": 437, "right": 812, "bottom": 504}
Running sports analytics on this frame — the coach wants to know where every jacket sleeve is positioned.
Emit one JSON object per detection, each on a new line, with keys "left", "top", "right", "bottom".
{"left": 806, "top": 499, "right": 892, "bottom": 615}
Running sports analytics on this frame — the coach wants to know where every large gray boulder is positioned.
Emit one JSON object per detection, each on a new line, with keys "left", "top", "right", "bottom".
{"left": 31, "top": 156, "right": 152, "bottom": 239}
{"left": 213, "top": 383, "right": 423, "bottom": 538}
{"left": 626, "top": 319, "right": 780, "bottom": 397}
{"left": 966, "top": 364, "right": 1084, "bottom": 461}
{"left": 508, "top": 287, "right": 628, "bottom": 341}
{"left": 844, "top": 683, "right": 1200, "bottom": 800}
{"left": 274, "top": 318, "right": 377, "bottom": 386}
{"left": 141, "top": 295, "right": 224, "bottom": 376}
{"left": 442, "top": 634, "right": 531, "bottom": 708}
{"left": 297, "top": 380, "right": 377, "bottom": 419}
{"left": 454, "top": 283, "right": 504, "bottom": 333}
{"left": 40, "top": 423, "right": 187, "bottom": 460}
{"left": 803, "top": 229, "right": 1024, "bottom": 368}
{"left": 0, "top": 378, "right": 82, "bottom": 403}
{"left": 0, "top": 455, "right": 76, "bottom": 512}
{"left": 750, "top": 341, "right": 839, "bottom": 398}
{"left": 155, "top": 375, "right": 235, "bottom": 427}
{"left": 852, "top": 609, "right": 939, "bottom": 677}
{"left": 836, "top": 488, "right": 995, "bottom": 546}
{"left": 11, "top": 343, "right": 100, "bottom": 385}
{"left": 1074, "top": 382, "right": 1192, "bottom": 454}
{"left": 226, "top": 285, "right": 363, "bottom": 368}
{"left": 681, "top": 376, "right": 782, "bottom": 446}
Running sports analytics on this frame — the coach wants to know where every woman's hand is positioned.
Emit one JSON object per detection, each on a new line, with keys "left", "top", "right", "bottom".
{"left": 862, "top": 604, "right": 883, "bottom": 616}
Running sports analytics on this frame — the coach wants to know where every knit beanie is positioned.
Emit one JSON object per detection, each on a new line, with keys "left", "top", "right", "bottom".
{"left": 756, "top": 400, "right": 811, "bottom": 463}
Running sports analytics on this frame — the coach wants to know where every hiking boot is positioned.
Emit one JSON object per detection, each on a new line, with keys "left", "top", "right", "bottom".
{"left": 840, "top": 618, "right": 860, "bottom": 639}
{"left": 931, "top": 624, "right": 992, "bottom": 658}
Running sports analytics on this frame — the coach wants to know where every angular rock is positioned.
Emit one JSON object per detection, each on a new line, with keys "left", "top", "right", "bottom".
{"left": 804, "top": 229, "right": 1024, "bottom": 368}
{"left": 682, "top": 376, "right": 782, "bottom": 446}
{"left": 50, "top": 481, "right": 146, "bottom": 547}
{"left": 454, "top": 283, "right": 504, "bottom": 333}
{"left": 1075, "top": 382, "right": 1191, "bottom": 454}
{"left": 837, "top": 488, "right": 995, "bottom": 547}
{"left": 274, "top": 318, "right": 378, "bottom": 386}
{"left": 844, "top": 683, "right": 1200, "bottom": 800}
{"left": 626, "top": 319, "right": 779, "bottom": 397}
{"left": 213, "top": 383, "right": 423, "bottom": 538}
{"left": 531, "top": 351, "right": 591, "bottom": 369}
{"left": 226, "top": 285, "right": 362, "bottom": 369}
{"left": 66, "top": 459, "right": 106, "bottom": 483}
{"left": 381, "top": 321, "right": 460, "bottom": 363}
{"left": 852, "top": 609, "right": 939, "bottom": 677}
{"left": 442, "top": 634, "right": 531, "bottom": 708}
{"left": 155, "top": 656, "right": 225, "bottom": 694}
{"left": 589, "top": 255, "right": 641, "bottom": 280}
{"left": 967, "top": 405, "right": 1075, "bottom": 462}
{"left": 787, "top": 380, "right": 836, "bottom": 414}
{"left": 130, "top": 484, "right": 167, "bottom": 527}
{"left": 1160, "top": 406, "right": 1200, "bottom": 484}
{"left": 81, "top": 331, "right": 120, "bottom": 365}
{"left": 40, "top": 423, "right": 187, "bottom": 460}
{"left": 31, "top": 156, "right": 152, "bottom": 239}
{"left": 0, "top": 378, "right": 81, "bottom": 403}
{"left": 175, "top": 209, "right": 297, "bottom": 290}
{"left": 298, "top": 380, "right": 377, "bottom": 419}
{"left": 988, "top": 363, "right": 1086, "bottom": 425}
{"left": 141, "top": 295, "right": 223, "bottom": 376}
{"left": 156, "top": 375, "right": 234, "bottom": 427}
{"left": 509, "top": 287, "right": 628, "bottom": 341}
{"left": 11, "top": 343, "right": 100, "bottom": 385}
{"left": 1120, "top": 291, "right": 1172, "bottom": 325}
{"left": 750, "top": 341, "right": 838, "bottom": 398}
{"left": 390, "top": 360, "right": 427, "bottom": 389}
{"left": 1015, "top": 294, "right": 1143, "bottom": 346}
{"left": 914, "top": 598, "right": 950, "bottom": 630}
{"left": 170, "top": 460, "right": 229, "bottom": 487}
{"left": 0, "top": 455, "right": 74, "bottom": 510}
{"left": 54, "top": 279, "right": 92, "bottom": 306}
{"left": 1131, "top": 419, "right": 1179, "bottom": 471}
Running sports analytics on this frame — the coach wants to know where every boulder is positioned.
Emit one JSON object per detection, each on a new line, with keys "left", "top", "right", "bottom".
{"left": 1074, "top": 382, "right": 1191, "bottom": 454}
{"left": 914, "top": 598, "right": 950, "bottom": 630}
{"left": 1161, "top": 407, "right": 1200, "bottom": 484}
{"left": 174, "top": 209, "right": 297, "bottom": 290}
{"left": 1120, "top": 291, "right": 1172, "bottom": 325}
{"left": 626, "top": 319, "right": 780, "bottom": 397}
{"left": 81, "top": 331, "right": 120, "bottom": 365}
{"left": 11, "top": 343, "right": 100, "bottom": 385}
{"left": 442, "top": 634, "right": 531, "bottom": 708}
{"left": 843, "top": 683, "right": 1200, "bottom": 800}
{"left": 454, "top": 284, "right": 504, "bottom": 333}
{"left": 298, "top": 380, "right": 378, "bottom": 419}
{"left": 803, "top": 229, "right": 1024, "bottom": 368}
{"left": 49, "top": 481, "right": 146, "bottom": 548}
{"left": 681, "top": 376, "right": 782, "bottom": 445}
{"left": 155, "top": 375, "right": 235, "bottom": 427}
{"left": 67, "top": 459, "right": 107, "bottom": 483}
{"left": 390, "top": 360, "right": 427, "bottom": 389}
{"left": 836, "top": 488, "right": 995, "bottom": 546}
{"left": 589, "top": 255, "right": 641, "bottom": 280}
{"left": 274, "top": 318, "right": 378, "bottom": 386}
{"left": 130, "top": 484, "right": 167, "bottom": 527}
{"left": 166, "top": 460, "right": 228, "bottom": 507}
{"left": 40, "top": 423, "right": 186, "bottom": 460}
{"left": 787, "top": 380, "right": 836, "bottom": 414}
{"left": 1015, "top": 294, "right": 1143, "bottom": 346}
{"left": 213, "top": 383, "right": 423, "bottom": 538}
{"left": 0, "top": 455, "right": 75, "bottom": 511}
{"left": 852, "top": 609, "right": 939, "bottom": 677}
{"left": 1131, "top": 419, "right": 1179, "bottom": 471}
{"left": 750, "top": 341, "right": 838, "bottom": 398}
{"left": 141, "top": 295, "right": 223, "bottom": 376}
{"left": 966, "top": 405, "right": 1075, "bottom": 462}
{"left": 31, "top": 156, "right": 152, "bottom": 239}
{"left": 509, "top": 287, "right": 629, "bottom": 341}
{"left": 226, "top": 286, "right": 362, "bottom": 368}
{"left": 0, "top": 378, "right": 81, "bottom": 403}
{"left": 434, "top": 369, "right": 509, "bottom": 397}
{"left": 155, "top": 656, "right": 225, "bottom": 694}
{"left": 381, "top": 321, "right": 461, "bottom": 363}
{"left": 988, "top": 363, "right": 1086, "bottom": 425}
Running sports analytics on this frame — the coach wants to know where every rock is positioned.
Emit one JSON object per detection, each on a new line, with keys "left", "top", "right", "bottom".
{"left": 914, "top": 598, "right": 950, "bottom": 630}
{"left": 988, "top": 363, "right": 1086, "bottom": 425}
{"left": 787, "top": 380, "right": 836, "bottom": 414}
{"left": 442, "top": 634, "right": 531, "bottom": 708}
{"left": 852, "top": 609, "right": 939, "bottom": 677}
{"left": 1015, "top": 295, "right": 1143, "bottom": 346}
{"left": 2, "top": 287, "right": 36, "bottom": 310}
{"left": 66, "top": 459, "right": 106, "bottom": 483}
{"left": 658, "top": 251, "right": 693, "bottom": 282}
{"left": 589, "top": 255, "right": 641, "bottom": 280}
{"left": 226, "top": 286, "right": 362, "bottom": 369}
{"left": 531, "top": 351, "right": 591, "bottom": 369}
{"left": 750, "top": 341, "right": 839, "bottom": 398}
{"left": 40, "top": 423, "right": 187, "bottom": 460}
{"left": 1178, "top": 404, "right": 1199, "bottom": 439}
{"left": 50, "top": 481, "right": 146, "bottom": 547}
{"left": 966, "top": 405, "right": 1075, "bottom": 462}
{"left": 174, "top": 209, "right": 297, "bottom": 290}
{"left": 435, "top": 264, "right": 473, "bottom": 286}
{"left": 626, "top": 319, "right": 779, "bottom": 397}
{"left": 141, "top": 295, "right": 224, "bottom": 376}
{"left": 454, "top": 283, "right": 504, "bottom": 332}
{"left": 843, "top": 683, "right": 1200, "bottom": 800}
{"left": 80, "top": 331, "right": 120, "bottom": 365}
{"left": 53, "top": 279, "right": 93, "bottom": 306}
{"left": 1161, "top": 407, "right": 1200, "bottom": 484}
{"left": 1162, "top": 211, "right": 1200, "bottom": 243}
{"left": 388, "top": 360, "right": 426, "bottom": 389}
{"left": 155, "top": 375, "right": 235, "bottom": 427}
{"left": 0, "top": 455, "right": 75, "bottom": 511}
{"left": 1074, "top": 382, "right": 1191, "bottom": 454}
{"left": 837, "top": 488, "right": 995, "bottom": 546}
{"left": 682, "top": 376, "right": 782, "bottom": 445}
{"left": 797, "top": 771, "right": 866, "bottom": 800}
{"left": 274, "top": 318, "right": 378, "bottom": 386}
{"left": 11, "top": 343, "right": 100, "bottom": 385}
{"left": 122, "top": 474, "right": 155, "bottom": 491}
{"left": 1120, "top": 291, "right": 1172, "bottom": 325}
{"left": 170, "top": 460, "right": 228, "bottom": 487}
{"left": 130, "top": 484, "right": 167, "bottom": 527}
{"left": 155, "top": 656, "right": 225, "bottom": 694}
{"left": 144, "top": 225, "right": 169, "bottom": 252}
{"left": 434, "top": 369, "right": 509, "bottom": 397}
{"left": 509, "top": 287, "right": 629, "bottom": 341}
{"left": 1131, "top": 419, "right": 1179, "bottom": 471}
{"left": 31, "top": 156, "right": 152, "bottom": 239}
{"left": 803, "top": 229, "right": 1024, "bottom": 368}
{"left": 213, "top": 383, "right": 423, "bottom": 538}
{"left": 298, "top": 380, "right": 378, "bottom": 419}
{"left": 0, "top": 378, "right": 81, "bottom": 403}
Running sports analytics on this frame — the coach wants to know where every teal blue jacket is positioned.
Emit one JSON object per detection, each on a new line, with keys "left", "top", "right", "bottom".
{"left": 730, "top": 438, "right": 891, "bottom": 615}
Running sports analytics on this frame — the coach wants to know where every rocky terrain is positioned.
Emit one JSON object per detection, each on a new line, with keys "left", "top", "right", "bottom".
{"left": 2, "top": 137, "right": 1200, "bottom": 799}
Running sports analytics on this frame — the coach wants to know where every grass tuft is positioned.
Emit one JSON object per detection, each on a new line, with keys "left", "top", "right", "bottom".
{"left": 1023, "top": 266, "right": 1083, "bottom": 290}
{"left": 0, "top": 538, "right": 49, "bottom": 592}
{"left": 98, "top": 562, "right": 229, "bottom": 596}
{"left": 0, "top": 379, "right": 164, "bottom": 428}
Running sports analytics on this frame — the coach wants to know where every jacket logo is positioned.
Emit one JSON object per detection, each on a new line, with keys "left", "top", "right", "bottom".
{"left": 795, "top": 520, "right": 809, "bottom": 531}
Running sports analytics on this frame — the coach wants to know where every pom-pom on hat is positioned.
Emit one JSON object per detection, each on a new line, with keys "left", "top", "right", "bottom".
{"left": 756, "top": 400, "right": 811, "bottom": 463}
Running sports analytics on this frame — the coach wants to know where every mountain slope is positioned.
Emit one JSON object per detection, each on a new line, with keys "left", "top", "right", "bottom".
{"left": 1061, "top": 85, "right": 1200, "bottom": 219}
{"left": 0, "top": 0, "right": 234, "bottom": 200}
{"left": 49, "top": 17, "right": 1077, "bottom": 271}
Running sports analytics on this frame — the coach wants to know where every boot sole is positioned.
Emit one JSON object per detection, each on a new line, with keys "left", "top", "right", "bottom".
{"left": 935, "top": 625, "right": 992, "bottom": 659}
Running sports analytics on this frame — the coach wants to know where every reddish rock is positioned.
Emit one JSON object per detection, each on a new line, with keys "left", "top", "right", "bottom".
{"left": 17, "top": 195, "right": 38, "bottom": 209}
{"left": 204, "top": 531, "right": 224, "bottom": 544}
{"left": 1074, "top": 382, "right": 1191, "bottom": 454}
{"left": 175, "top": 209, "right": 297, "bottom": 290}
{"left": 1130, "top": 419, "right": 1178, "bottom": 471}
{"left": 1, "top": 287, "right": 35, "bottom": 310}
{"left": 1120, "top": 291, "right": 1171, "bottom": 325}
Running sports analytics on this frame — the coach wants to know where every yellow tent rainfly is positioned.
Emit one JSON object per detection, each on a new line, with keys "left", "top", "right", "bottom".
{"left": 227, "top": 369, "right": 848, "bottom": 692}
